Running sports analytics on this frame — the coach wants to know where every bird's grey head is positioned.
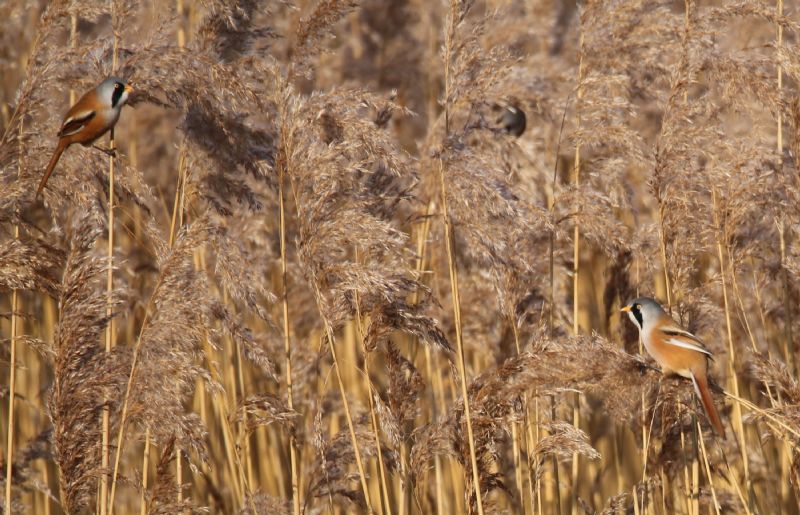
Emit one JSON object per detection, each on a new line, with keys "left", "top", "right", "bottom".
{"left": 621, "top": 297, "right": 665, "bottom": 332}
{"left": 97, "top": 77, "right": 132, "bottom": 109}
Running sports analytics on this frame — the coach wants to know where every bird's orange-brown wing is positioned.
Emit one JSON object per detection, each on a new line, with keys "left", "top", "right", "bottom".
{"left": 58, "top": 89, "right": 99, "bottom": 138}
{"left": 658, "top": 322, "right": 713, "bottom": 358}
{"left": 58, "top": 110, "right": 95, "bottom": 137}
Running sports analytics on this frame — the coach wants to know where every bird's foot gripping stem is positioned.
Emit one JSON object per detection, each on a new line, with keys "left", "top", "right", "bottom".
{"left": 93, "top": 145, "right": 117, "bottom": 158}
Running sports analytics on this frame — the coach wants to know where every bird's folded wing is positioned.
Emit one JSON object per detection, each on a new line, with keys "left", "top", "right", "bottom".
{"left": 661, "top": 325, "right": 713, "bottom": 357}
{"left": 59, "top": 110, "right": 95, "bottom": 137}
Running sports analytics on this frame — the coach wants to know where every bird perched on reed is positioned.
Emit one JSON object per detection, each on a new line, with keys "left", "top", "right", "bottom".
{"left": 36, "top": 77, "right": 133, "bottom": 197}
{"left": 622, "top": 297, "right": 726, "bottom": 437}
{"left": 492, "top": 100, "right": 526, "bottom": 137}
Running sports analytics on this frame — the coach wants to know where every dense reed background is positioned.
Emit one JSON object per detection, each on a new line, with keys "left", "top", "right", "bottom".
{"left": 1, "top": 0, "right": 799, "bottom": 513}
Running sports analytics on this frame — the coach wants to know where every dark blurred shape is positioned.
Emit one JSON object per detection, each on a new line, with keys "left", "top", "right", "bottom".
{"left": 493, "top": 101, "right": 526, "bottom": 137}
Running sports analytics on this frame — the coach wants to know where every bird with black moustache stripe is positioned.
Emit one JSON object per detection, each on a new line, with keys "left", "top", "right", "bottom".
{"left": 36, "top": 77, "right": 133, "bottom": 197}
{"left": 622, "top": 297, "right": 726, "bottom": 437}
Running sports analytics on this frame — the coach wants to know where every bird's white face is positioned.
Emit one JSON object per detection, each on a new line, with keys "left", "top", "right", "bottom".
{"left": 97, "top": 77, "right": 133, "bottom": 110}
{"left": 621, "top": 298, "right": 666, "bottom": 335}
{"left": 622, "top": 303, "right": 644, "bottom": 332}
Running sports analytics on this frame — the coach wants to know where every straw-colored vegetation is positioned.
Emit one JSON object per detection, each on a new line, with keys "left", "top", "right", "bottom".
{"left": 1, "top": 0, "right": 799, "bottom": 513}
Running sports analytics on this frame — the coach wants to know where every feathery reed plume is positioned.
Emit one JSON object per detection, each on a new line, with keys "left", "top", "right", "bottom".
{"left": 307, "top": 409, "right": 393, "bottom": 510}
{"left": 145, "top": 436, "right": 204, "bottom": 514}
{"left": 747, "top": 354, "right": 800, "bottom": 440}
{"left": 0, "top": 429, "right": 54, "bottom": 514}
{"left": 110, "top": 218, "right": 217, "bottom": 510}
{"left": 47, "top": 209, "right": 125, "bottom": 514}
{"left": 238, "top": 492, "right": 290, "bottom": 515}
{"left": 231, "top": 394, "right": 299, "bottom": 437}
{"left": 0, "top": 238, "right": 63, "bottom": 299}
{"left": 2, "top": 1, "right": 800, "bottom": 512}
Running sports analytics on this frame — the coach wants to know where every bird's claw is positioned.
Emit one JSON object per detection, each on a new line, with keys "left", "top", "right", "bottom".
{"left": 93, "top": 145, "right": 117, "bottom": 158}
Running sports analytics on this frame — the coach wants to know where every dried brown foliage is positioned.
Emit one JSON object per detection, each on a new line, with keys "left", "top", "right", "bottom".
{"left": 1, "top": 0, "right": 799, "bottom": 513}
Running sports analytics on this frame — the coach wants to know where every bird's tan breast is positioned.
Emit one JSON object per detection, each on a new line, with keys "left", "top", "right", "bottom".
{"left": 643, "top": 329, "right": 708, "bottom": 378}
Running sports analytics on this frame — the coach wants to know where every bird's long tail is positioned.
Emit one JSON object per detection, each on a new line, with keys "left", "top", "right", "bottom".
{"left": 690, "top": 370, "right": 726, "bottom": 438}
{"left": 37, "top": 139, "right": 67, "bottom": 197}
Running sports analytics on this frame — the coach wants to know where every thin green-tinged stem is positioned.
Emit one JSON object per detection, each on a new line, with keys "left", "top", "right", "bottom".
{"left": 510, "top": 423, "right": 523, "bottom": 508}
{"left": 231, "top": 303, "right": 255, "bottom": 497}
{"left": 534, "top": 398, "right": 542, "bottom": 515}
{"left": 221, "top": 295, "right": 254, "bottom": 507}
{"left": 231, "top": 336, "right": 255, "bottom": 498}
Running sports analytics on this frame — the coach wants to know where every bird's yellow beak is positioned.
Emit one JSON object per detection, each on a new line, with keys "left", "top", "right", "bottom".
{"left": 124, "top": 84, "right": 134, "bottom": 94}
{"left": 620, "top": 306, "right": 631, "bottom": 313}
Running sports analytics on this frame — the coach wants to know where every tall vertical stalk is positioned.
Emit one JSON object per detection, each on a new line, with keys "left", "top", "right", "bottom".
{"left": 440, "top": 3, "right": 483, "bottom": 513}
{"left": 775, "top": 1, "right": 793, "bottom": 509}
{"left": 437, "top": 157, "right": 482, "bottom": 515}
{"left": 352, "top": 274, "right": 392, "bottom": 515}
{"left": 323, "top": 323, "right": 374, "bottom": 513}
{"left": 695, "top": 422, "right": 720, "bottom": 515}
{"left": 285, "top": 169, "right": 374, "bottom": 514}
{"left": 414, "top": 202, "right": 447, "bottom": 514}
{"left": 278, "top": 156, "right": 301, "bottom": 515}
{"left": 570, "top": 30, "right": 585, "bottom": 515}
{"left": 547, "top": 83, "right": 570, "bottom": 515}
{"left": 775, "top": 0, "right": 793, "bottom": 374}
{"left": 711, "top": 188, "right": 750, "bottom": 491}
{"left": 100, "top": 11, "right": 120, "bottom": 512}
{"left": 4, "top": 234, "right": 19, "bottom": 515}
{"left": 3, "top": 45, "right": 30, "bottom": 511}
{"left": 140, "top": 430, "right": 150, "bottom": 515}
{"left": 174, "top": 4, "right": 188, "bottom": 504}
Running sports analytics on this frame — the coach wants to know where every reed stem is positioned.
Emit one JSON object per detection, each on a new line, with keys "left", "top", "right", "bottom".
{"left": 278, "top": 159, "right": 301, "bottom": 515}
